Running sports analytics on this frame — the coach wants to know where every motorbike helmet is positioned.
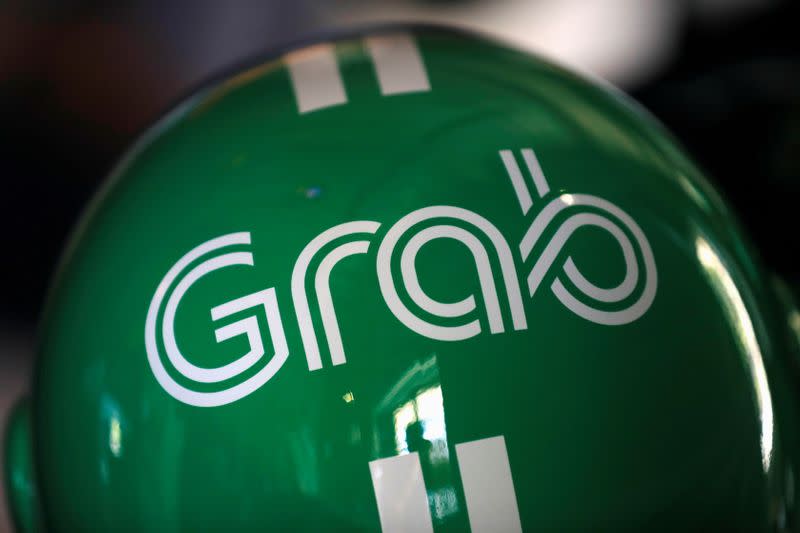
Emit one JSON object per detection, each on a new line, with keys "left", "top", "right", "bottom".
{"left": 5, "top": 26, "right": 800, "bottom": 532}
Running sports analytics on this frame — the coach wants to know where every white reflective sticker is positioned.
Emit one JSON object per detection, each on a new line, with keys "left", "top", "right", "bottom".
{"left": 369, "top": 453, "right": 434, "bottom": 533}
{"left": 500, "top": 149, "right": 533, "bottom": 215}
{"left": 285, "top": 44, "right": 347, "bottom": 113}
{"left": 456, "top": 436, "right": 522, "bottom": 533}
{"left": 365, "top": 33, "right": 431, "bottom": 96}
{"left": 521, "top": 148, "right": 550, "bottom": 198}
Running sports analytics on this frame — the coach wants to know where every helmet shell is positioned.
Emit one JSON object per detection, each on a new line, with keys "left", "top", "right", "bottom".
{"left": 28, "top": 26, "right": 800, "bottom": 531}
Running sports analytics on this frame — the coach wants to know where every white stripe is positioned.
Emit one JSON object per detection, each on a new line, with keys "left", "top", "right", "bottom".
{"left": 314, "top": 240, "right": 371, "bottom": 366}
{"left": 522, "top": 148, "right": 550, "bottom": 198}
{"left": 285, "top": 44, "right": 347, "bottom": 114}
{"left": 500, "top": 150, "right": 533, "bottom": 214}
{"left": 365, "top": 33, "right": 431, "bottom": 96}
{"left": 369, "top": 453, "right": 434, "bottom": 533}
{"left": 456, "top": 436, "right": 522, "bottom": 533}
{"left": 291, "top": 221, "right": 380, "bottom": 372}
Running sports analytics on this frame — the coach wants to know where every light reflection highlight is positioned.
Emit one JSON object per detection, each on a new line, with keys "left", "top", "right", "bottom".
{"left": 393, "top": 385, "right": 448, "bottom": 463}
{"left": 696, "top": 236, "right": 774, "bottom": 472}
{"left": 109, "top": 417, "right": 122, "bottom": 458}
{"left": 375, "top": 354, "right": 460, "bottom": 520}
{"left": 788, "top": 310, "right": 800, "bottom": 339}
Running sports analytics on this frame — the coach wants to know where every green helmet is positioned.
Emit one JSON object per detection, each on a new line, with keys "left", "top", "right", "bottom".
{"left": 6, "top": 26, "right": 800, "bottom": 532}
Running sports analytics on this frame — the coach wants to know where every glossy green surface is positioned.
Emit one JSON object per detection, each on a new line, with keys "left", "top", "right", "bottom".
{"left": 9, "top": 28, "right": 800, "bottom": 530}
{"left": 4, "top": 399, "right": 40, "bottom": 533}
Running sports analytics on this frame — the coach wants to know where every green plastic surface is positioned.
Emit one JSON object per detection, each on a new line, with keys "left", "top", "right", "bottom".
{"left": 6, "top": 27, "right": 800, "bottom": 531}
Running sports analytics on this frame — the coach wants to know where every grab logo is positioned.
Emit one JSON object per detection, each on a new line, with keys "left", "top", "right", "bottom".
{"left": 145, "top": 147, "right": 657, "bottom": 407}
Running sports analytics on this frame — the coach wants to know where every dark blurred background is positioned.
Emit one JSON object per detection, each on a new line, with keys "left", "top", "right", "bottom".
{"left": 1, "top": 0, "right": 798, "bottom": 529}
